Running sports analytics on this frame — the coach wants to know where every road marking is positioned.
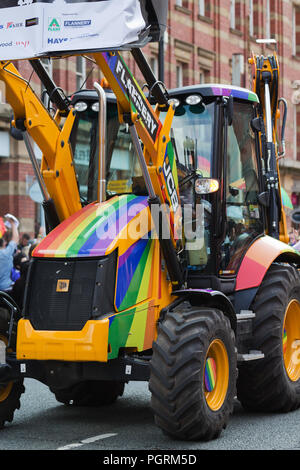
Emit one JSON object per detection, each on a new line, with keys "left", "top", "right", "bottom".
{"left": 57, "top": 433, "right": 117, "bottom": 450}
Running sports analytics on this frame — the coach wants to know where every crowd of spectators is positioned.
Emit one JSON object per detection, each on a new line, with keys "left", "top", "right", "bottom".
{"left": 0, "top": 214, "right": 44, "bottom": 312}
{"left": 289, "top": 229, "right": 300, "bottom": 250}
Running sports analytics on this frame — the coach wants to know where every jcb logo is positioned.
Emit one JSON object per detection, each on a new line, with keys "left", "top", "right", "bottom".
{"left": 56, "top": 279, "right": 70, "bottom": 292}
{"left": 163, "top": 159, "right": 179, "bottom": 213}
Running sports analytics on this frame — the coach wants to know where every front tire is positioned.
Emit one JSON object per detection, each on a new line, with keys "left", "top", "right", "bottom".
{"left": 237, "top": 263, "right": 300, "bottom": 412}
{"left": 149, "top": 304, "right": 237, "bottom": 441}
{"left": 0, "top": 305, "right": 24, "bottom": 428}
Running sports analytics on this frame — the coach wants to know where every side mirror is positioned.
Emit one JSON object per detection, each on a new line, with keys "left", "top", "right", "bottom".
{"left": 195, "top": 178, "right": 219, "bottom": 195}
{"left": 251, "top": 117, "right": 262, "bottom": 133}
{"left": 291, "top": 209, "right": 300, "bottom": 225}
{"left": 229, "top": 185, "right": 239, "bottom": 197}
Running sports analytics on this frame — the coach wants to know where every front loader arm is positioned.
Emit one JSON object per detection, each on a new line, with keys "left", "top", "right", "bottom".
{"left": 93, "top": 52, "right": 182, "bottom": 243}
{"left": 0, "top": 60, "right": 81, "bottom": 223}
{"left": 93, "top": 51, "right": 183, "bottom": 287}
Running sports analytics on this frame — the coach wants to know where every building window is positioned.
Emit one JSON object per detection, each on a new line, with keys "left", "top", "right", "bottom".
{"left": 176, "top": 63, "right": 183, "bottom": 87}
{"left": 199, "top": 0, "right": 205, "bottom": 16}
{"left": 293, "top": 6, "right": 300, "bottom": 56}
{"left": 0, "top": 131, "right": 10, "bottom": 158}
{"left": 76, "top": 57, "right": 86, "bottom": 90}
{"left": 199, "top": 68, "right": 209, "bottom": 84}
{"left": 175, "top": 0, "right": 189, "bottom": 9}
{"left": 150, "top": 56, "right": 158, "bottom": 78}
{"left": 293, "top": 6, "right": 296, "bottom": 56}
{"left": 199, "top": 0, "right": 210, "bottom": 17}
{"left": 230, "top": 0, "right": 236, "bottom": 29}
{"left": 232, "top": 54, "right": 244, "bottom": 87}
{"left": 176, "top": 62, "right": 188, "bottom": 87}
{"left": 266, "top": 0, "right": 271, "bottom": 38}
{"left": 249, "top": 0, "right": 254, "bottom": 36}
{"left": 248, "top": 0, "right": 259, "bottom": 38}
{"left": 230, "top": 0, "right": 242, "bottom": 31}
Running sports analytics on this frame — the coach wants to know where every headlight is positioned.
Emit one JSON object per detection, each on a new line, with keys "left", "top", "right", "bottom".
{"left": 185, "top": 94, "right": 202, "bottom": 105}
{"left": 91, "top": 102, "right": 99, "bottom": 112}
{"left": 74, "top": 101, "right": 88, "bottom": 112}
{"left": 168, "top": 98, "right": 180, "bottom": 108}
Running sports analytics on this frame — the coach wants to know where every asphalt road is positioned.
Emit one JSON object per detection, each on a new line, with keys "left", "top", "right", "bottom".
{"left": 0, "top": 378, "right": 300, "bottom": 455}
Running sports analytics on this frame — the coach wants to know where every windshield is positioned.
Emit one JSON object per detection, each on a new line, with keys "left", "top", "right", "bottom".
{"left": 106, "top": 104, "right": 142, "bottom": 195}
{"left": 170, "top": 101, "right": 214, "bottom": 177}
{"left": 70, "top": 101, "right": 142, "bottom": 204}
{"left": 70, "top": 98, "right": 215, "bottom": 205}
{"left": 70, "top": 106, "right": 99, "bottom": 205}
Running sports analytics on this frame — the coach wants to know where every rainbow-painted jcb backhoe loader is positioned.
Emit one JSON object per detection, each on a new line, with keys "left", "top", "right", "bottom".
{"left": 0, "top": 0, "right": 300, "bottom": 440}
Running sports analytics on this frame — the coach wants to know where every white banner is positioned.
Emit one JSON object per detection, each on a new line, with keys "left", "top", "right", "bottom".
{"left": 0, "top": 0, "right": 146, "bottom": 60}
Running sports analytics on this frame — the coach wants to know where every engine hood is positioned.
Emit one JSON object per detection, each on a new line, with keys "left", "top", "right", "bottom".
{"left": 33, "top": 195, "right": 150, "bottom": 259}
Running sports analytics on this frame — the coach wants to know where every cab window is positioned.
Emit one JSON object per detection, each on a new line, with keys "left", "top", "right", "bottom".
{"left": 220, "top": 101, "right": 263, "bottom": 274}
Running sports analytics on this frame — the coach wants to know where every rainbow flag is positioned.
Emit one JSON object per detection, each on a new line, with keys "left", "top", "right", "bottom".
{"left": 0, "top": 217, "right": 6, "bottom": 238}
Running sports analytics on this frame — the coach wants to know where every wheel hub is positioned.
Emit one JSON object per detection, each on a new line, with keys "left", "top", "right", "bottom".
{"left": 204, "top": 339, "right": 229, "bottom": 411}
{"left": 283, "top": 299, "right": 300, "bottom": 382}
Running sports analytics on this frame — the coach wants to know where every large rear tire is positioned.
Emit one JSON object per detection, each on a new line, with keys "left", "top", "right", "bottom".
{"left": 52, "top": 380, "right": 125, "bottom": 406}
{"left": 0, "top": 305, "right": 24, "bottom": 428}
{"left": 237, "top": 263, "right": 300, "bottom": 412}
{"left": 149, "top": 304, "right": 237, "bottom": 441}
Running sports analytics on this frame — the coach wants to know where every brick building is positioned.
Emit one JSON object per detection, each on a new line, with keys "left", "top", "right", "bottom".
{"left": 0, "top": 0, "right": 300, "bottom": 235}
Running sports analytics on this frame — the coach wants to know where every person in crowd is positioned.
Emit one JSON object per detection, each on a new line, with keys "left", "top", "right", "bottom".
{"left": 288, "top": 228, "right": 300, "bottom": 247}
{"left": 289, "top": 231, "right": 297, "bottom": 246}
{"left": 10, "top": 243, "right": 37, "bottom": 311}
{"left": 17, "top": 233, "right": 31, "bottom": 257}
{"left": 0, "top": 215, "right": 19, "bottom": 292}
{"left": 11, "top": 252, "right": 28, "bottom": 283}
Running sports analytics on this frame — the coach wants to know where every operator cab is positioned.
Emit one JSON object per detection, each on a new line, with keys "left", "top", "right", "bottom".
{"left": 165, "top": 85, "right": 264, "bottom": 288}
{"left": 69, "top": 84, "right": 264, "bottom": 289}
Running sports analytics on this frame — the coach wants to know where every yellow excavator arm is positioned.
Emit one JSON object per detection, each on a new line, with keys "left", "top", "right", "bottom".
{"left": 0, "top": 60, "right": 82, "bottom": 223}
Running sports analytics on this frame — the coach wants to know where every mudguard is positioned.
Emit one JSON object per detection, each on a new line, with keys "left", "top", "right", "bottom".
{"left": 172, "top": 288, "right": 237, "bottom": 332}
{"left": 235, "top": 235, "right": 300, "bottom": 291}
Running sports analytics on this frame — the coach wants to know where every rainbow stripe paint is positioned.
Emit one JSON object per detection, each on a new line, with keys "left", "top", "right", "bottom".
{"left": 211, "top": 85, "right": 258, "bottom": 102}
{"left": 32, "top": 194, "right": 161, "bottom": 359}
{"left": 283, "top": 328, "right": 287, "bottom": 355}
{"left": 205, "top": 357, "right": 217, "bottom": 392}
{"left": 107, "top": 300, "right": 157, "bottom": 359}
{"left": 235, "top": 235, "right": 300, "bottom": 291}
{"left": 116, "top": 236, "right": 155, "bottom": 311}
{"left": 33, "top": 195, "right": 149, "bottom": 258}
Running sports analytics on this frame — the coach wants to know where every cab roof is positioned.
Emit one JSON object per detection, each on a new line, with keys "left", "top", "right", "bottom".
{"left": 168, "top": 84, "right": 259, "bottom": 103}
{"left": 70, "top": 83, "right": 259, "bottom": 105}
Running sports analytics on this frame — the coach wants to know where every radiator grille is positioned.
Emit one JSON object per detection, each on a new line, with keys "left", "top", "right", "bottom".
{"left": 25, "top": 254, "right": 116, "bottom": 331}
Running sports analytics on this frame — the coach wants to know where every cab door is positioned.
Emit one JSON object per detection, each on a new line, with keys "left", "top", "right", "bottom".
{"left": 220, "top": 101, "right": 264, "bottom": 275}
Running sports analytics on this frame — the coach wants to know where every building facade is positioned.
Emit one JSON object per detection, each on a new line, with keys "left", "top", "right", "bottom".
{"left": 0, "top": 0, "right": 300, "bottom": 235}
